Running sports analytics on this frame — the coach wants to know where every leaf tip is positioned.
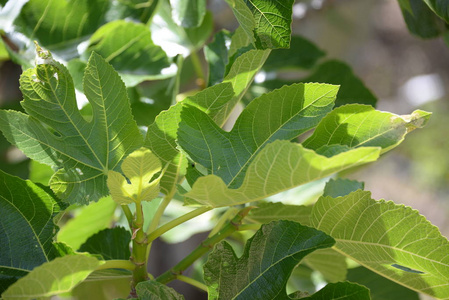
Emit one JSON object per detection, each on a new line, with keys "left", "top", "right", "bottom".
{"left": 34, "top": 41, "right": 53, "bottom": 65}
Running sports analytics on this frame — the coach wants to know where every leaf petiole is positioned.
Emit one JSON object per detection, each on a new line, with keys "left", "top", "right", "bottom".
{"left": 121, "top": 205, "right": 133, "bottom": 229}
{"left": 147, "top": 206, "right": 212, "bottom": 243}
{"left": 208, "top": 207, "right": 238, "bottom": 237}
{"left": 176, "top": 275, "right": 208, "bottom": 292}
{"left": 96, "top": 259, "right": 136, "bottom": 271}
{"left": 237, "top": 223, "right": 261, "bottom": 231}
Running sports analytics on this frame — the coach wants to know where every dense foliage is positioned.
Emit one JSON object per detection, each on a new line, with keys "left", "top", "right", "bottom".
{"left": 0, "top": 0, "right": 447, "bottom": 299}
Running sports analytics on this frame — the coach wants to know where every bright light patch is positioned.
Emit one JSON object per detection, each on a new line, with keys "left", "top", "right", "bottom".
{"left": 400, "top": 73, "right": 445, "bottom": 106}
{"left": 293, "top": 3, "right": 307, "bottom": 19}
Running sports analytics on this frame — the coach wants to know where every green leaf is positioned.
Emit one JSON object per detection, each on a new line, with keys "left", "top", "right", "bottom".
{"left": 311, "top": 189, "right": 449, "bottom": 299}
{"left": 213, "top": 49, "right": 270, "bottom": 125}
{"left": 0, "top": 170, "right": 66, "bottom": 292}
{"left": 134, "top": 280, "right": 185, "bottom": 299}
{"left": 204, "top": 30, "right": 233, "bottom": 86}
{"left": 303, "top": 105, "right": 431, "bottom": 154}
{"left": 1, "top": 255, "right": 102, "bottom": 300}
{"left": 298, "top": 282, "right": 370, "bottom": 300}
{"left": 150, "top": 0, "right": 213, "bottom": 56}
{"left": 203, "top": 220, "right": 335, "bottom": 300}
{"left": 66, "top": 58, "right": 87, "bottom": 91}
{"left": 323, "top": 178, "right": 364, "bottom": 198}
{"left": 0, "top": 51, "right": 143, "bottom": 204}
{"left": 229, "top": 26, "right": 252, "bottom": 57}
{"left": 28, "top": 160, "right": 55, "bottom": 185}
{"left": 184, "top": 140, "right": 380, "bottom": 207}
{"left": 398, "top": 0, "right": 444, "bottom": 39}
{"left": 226, "top": 0, "right": 295, "bottom": 49}
{"left": 131, "top": 55, "right": 183, "bottom": 127}
{"left": 247, "top": 202, "right": 312, "bottom": 225}
{"left": 145, "top": 50, "right": 269, "bottom": 195}
{"left": 347, "top": 266, "right": 420, "bottom": 300}
{"left": 422, "top": 0, "right": 449, "bottom": 24}
{"left": 263, "top": 35, "right": 326, "bottom": 71}
{"left": 182, "top": 11, "right": 214, "bottom": 51}
{"left": 57, "top": 196, "right": 116, "bottom": 250}
{"left": 85, "top": 20, "right": 172, "bottom": 87}
{"left": 145, "top": 104, "right": 187, "bottom": 196}
{"left": 72, "top": 269, "right": 131, "bottom": 300}
{"left": 108, "top": 147, "right": 162, "bottom": 204}
{"left": 286, "top": 265, "right": 316, "bottom": 296}
{"left": 170, "top": 0, "right": 206, "bottom": 28}
{"left": 14, "top": 0, "right": 109, "bottom": 54}
{"left": 302, "top": 249, "right": 347, "bottom": 283}
{"left": 178, "top": 83, "right": 339, "bottom": 188}
{"left": 301, "top": 60, "right": 377, "bottom": 107}
{"left": 78, "top": 227, "right": 131, "bottom": 260}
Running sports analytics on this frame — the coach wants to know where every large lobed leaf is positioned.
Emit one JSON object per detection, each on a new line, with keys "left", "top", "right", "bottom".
{"left": 0, "top": 170, "right": 66, "bottom": 293}
{"left": 0, "top": 50, "right": 143, "bottom": 204}
{"left": 178, "top": 83, "right": 339, "bottom": 188}
{"left": 2, "top": 255, "right": 102, "bottom": 300}
{"left": 203, "top": 220, "right": 335, "bottom": 300}
{"left": 181, "top": 100, "right": 429, "bottom": 207}
{"left": 311, "top": 189, "right": 449, "bottom": 299}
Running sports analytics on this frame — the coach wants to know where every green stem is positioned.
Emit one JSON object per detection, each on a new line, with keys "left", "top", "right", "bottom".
{"left": 208, "top": 207, "right": 238, "bottom": 237}
{"left": 190, "top": 51, "right": 205, "bottom": 89}
{"left": 131, "top": 202, "right": 149, "bottom": 288}
{"left": 177, "top": 275, "right": 208, "bottom": 292}
{"left": 145, "top": 193, "right": 173, "bottom": 261}
{"left": 156, "top": 206, "right": 253, "bottom": 284}
{"left": 121, "top": 205, "right": 133, "bottom": 229}
{"left": 147, "top": 206, "right": 212, "bottom": 243}
{"left": 96, "top": 259, "right": 136, "bottom": 271}
{"left": 147, "top": 194, "right": 172, "bottom": 235}
{"left": 238, "top": 223, "right": 262, "bottom": 231}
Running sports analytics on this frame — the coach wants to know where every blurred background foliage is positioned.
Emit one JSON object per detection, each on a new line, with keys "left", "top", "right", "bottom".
{"left": 1, "top": 0, "right": 448, "bottom": 299}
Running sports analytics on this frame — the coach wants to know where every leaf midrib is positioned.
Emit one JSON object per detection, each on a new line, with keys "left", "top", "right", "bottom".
{"left": 42, "top": 66, "right": 105, "bottom": 171}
